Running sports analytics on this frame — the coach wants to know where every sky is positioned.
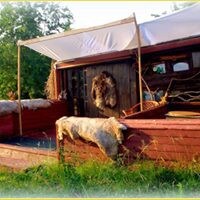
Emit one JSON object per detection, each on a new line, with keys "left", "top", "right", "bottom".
{"left": 64, "top": 1, "right": 181, "bottom": 29}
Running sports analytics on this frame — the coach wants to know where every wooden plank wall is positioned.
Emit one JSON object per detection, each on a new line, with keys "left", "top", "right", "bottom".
{"left": 13, "top": 100, "right": 68, "bottom": 135}
{"left": 58, "top": 136, "right": 110, "bottom": 163}
{"left": 57, "top": 119, "right": 200, "bottom": 164}
{"left": 120, "top": 119, "right": 200, "bottom": 163}
{"left": 0, "top": 114, "right": 15, "bottom": 139}
{"left": 58, "top": 119, "right": 200, "bottom": 164}
{"left": 0, "top": 100, "right": 68, "bottom": 140}
{"left": 142, "top": 50, "right": 200, "bottom": 93}
{"left": 86, "top": 59, "right": 137, "bottom": 117}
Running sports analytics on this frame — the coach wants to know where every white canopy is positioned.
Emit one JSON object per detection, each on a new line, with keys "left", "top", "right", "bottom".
{"left": 18, "top": 3, "right": 200, "bottom": 62}
{"left": 18, "top": 17, "right": 143, "bottom": 61}
{"left": 140, "top": 3, "right": 200, "bottom": 45}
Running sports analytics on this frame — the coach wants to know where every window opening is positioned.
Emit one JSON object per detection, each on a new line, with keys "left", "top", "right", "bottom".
{"left": 153, "top": 63, "right": 166, "bottom": 74}
{"left": 173, "top": 62, "right": 189, "bottom": 72}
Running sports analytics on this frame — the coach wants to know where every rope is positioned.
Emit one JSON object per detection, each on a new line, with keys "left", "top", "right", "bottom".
{"left": 169, "top": 91, "right": 200, "bottom": 102}
{"left": 135, "top": 70, "right": 154, "bottom": 100}
{"left": 165, "top": 70, "right": 200, "bottom": 97}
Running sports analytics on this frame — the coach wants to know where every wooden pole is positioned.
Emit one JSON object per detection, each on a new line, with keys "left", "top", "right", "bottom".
{"left": 53, "top": 62, "right": 60, "bottom": 100}
{"left": 17, "top": 43, "right": 23, "bottom": 136}
{"left": 133, "top": 13, "right": 143, "bottom": 111}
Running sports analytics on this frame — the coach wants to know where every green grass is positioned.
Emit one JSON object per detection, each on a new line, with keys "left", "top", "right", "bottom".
{"left": 0, "top": 160, "right": 200, "bottom": 198}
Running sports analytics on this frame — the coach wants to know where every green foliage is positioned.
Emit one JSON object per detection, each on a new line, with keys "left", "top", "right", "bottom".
{"left": 0, "top": 161, "right": 200, "bottom": 198}
{"left": 0, "top": 2, "right": 73, "bottom": 99}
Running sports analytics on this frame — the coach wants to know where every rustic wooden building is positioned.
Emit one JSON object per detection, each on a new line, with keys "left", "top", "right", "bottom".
{"left": 0, "top": 4, "right": 199, "bottom": 168}
{"left": 54, "top": 37, "right": 200, "bottom": 118}
{"left": 56, "top": 54, "right": 137, "bottom": 118}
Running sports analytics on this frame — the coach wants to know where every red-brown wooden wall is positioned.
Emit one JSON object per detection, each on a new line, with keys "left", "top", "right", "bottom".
{"left": 0, "top": 100, "right": 68, "bottom": 140}
{"left": 58, "top": 118, "right": 200, "bottom": 164}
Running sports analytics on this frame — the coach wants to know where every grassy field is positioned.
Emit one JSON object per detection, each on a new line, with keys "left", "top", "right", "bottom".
{"left": 0, "top": 160, "right": 200, "bottom": 198}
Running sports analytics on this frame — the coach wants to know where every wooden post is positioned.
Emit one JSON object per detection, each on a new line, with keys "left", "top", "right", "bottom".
{"left": 17, "top": 42, "right": 23, "bottom": 136}
{"left": 53, "top": 62, "right": 60, "bottom": 100}
{"left": 133, "top": 13, "right": 143, "bottom": 111}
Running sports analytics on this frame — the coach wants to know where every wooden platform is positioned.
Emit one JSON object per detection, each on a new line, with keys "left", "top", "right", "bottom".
{"left": 0, "top": 128, "right": 58, "bottom": 170}
{"left": 0, "top": 143, "right": 57, "bottom": 170}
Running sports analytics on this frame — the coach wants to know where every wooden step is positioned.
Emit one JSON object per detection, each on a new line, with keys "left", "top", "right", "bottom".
{"left": 0, "top": 156, "right": 35, "bottom": 170}
{"left": 0, "top": 143, "right": 58, "bottom": 170}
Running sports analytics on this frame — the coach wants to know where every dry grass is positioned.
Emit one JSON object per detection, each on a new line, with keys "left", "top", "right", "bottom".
{"left": 44, "top": 61, "right": 56, "bottom": 99}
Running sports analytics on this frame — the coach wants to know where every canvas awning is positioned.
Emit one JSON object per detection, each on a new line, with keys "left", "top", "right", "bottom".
{"left": 140, "top": 3, "right": 200, "bottom": 46}
{"left": 18, "top": 16, "right": 148, "bottom": 62}
{"left": 18, "top": 3, "right": 200, "bottom": 62}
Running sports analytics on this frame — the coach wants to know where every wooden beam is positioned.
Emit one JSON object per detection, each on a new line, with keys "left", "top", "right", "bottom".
{"left": 17, "top": 43, "right": 23, "bottom": 136}
{"left": 141, "top": 36, "right": 200, "bottom": 54}
{"left": 56, "top": 50, "right": 133, "bottom": 69}
{"left": 133, "top": 13, "right": 143, "bottom": 111}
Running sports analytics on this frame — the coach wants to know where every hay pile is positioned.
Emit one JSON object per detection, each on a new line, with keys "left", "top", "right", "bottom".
{"left": 45, "top": 61, "right": 56, "bottom": 99}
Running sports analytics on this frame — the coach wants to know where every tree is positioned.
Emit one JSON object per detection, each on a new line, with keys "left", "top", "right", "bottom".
{"left": 0, "top": 2, "right": 73, "bottom": 99}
